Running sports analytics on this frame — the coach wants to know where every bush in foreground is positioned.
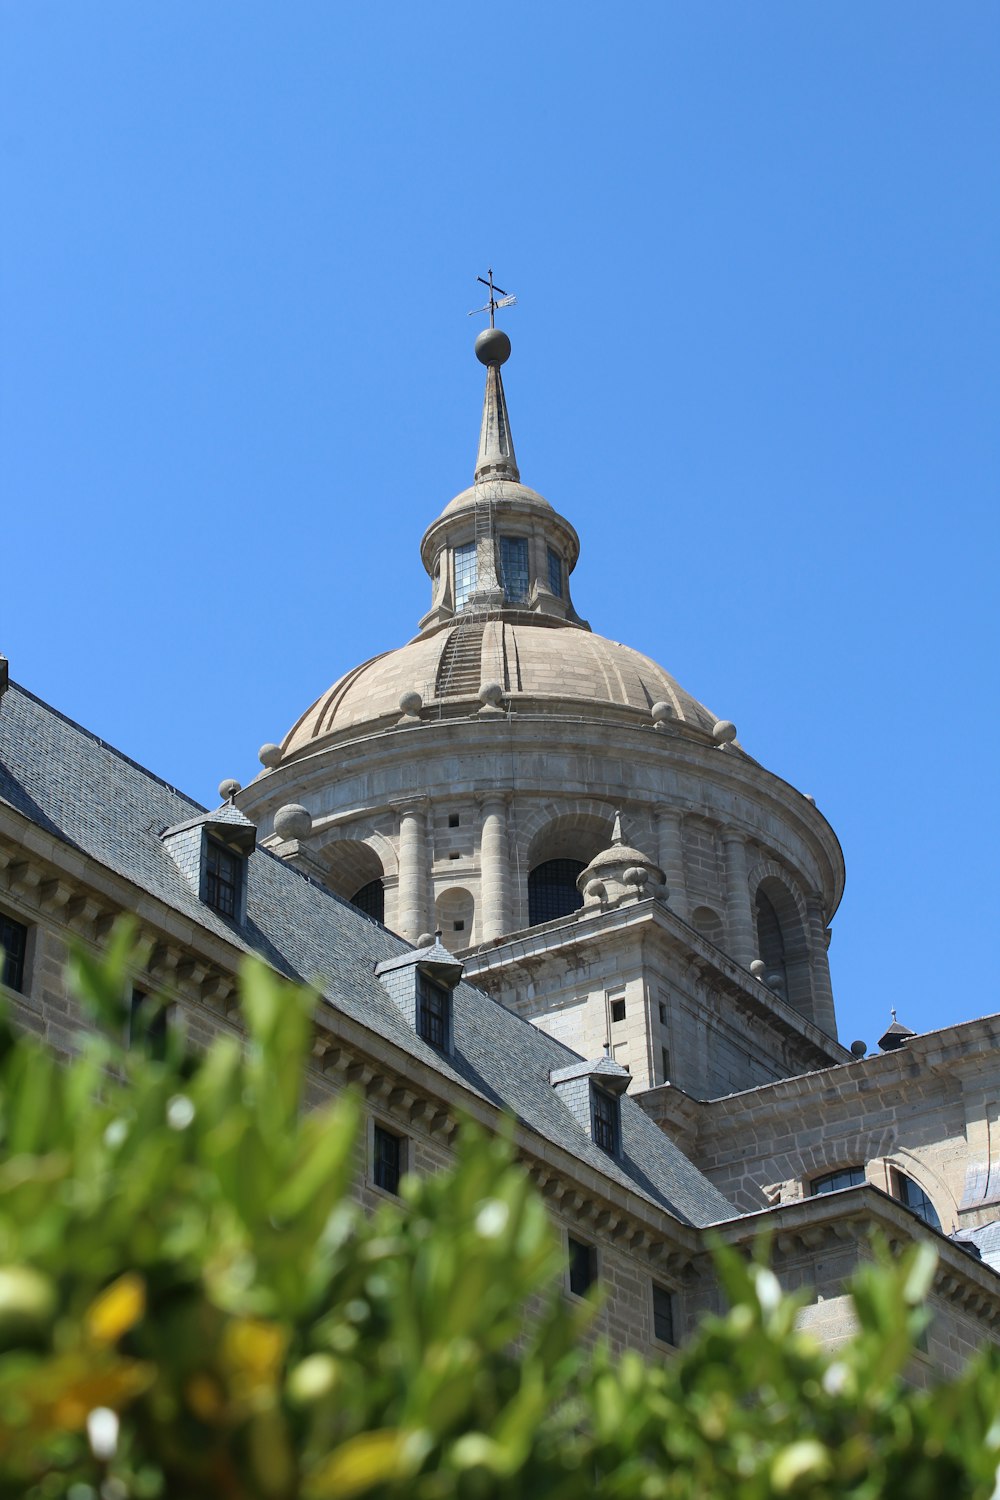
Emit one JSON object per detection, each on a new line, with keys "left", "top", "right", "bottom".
{"left": 0, "top": 929, "right": 998, "bottom": 1498}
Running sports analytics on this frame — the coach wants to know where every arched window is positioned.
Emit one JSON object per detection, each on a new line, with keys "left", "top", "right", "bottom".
{"left": 755, "top": 887, "right": 787, "bottom": 988}
{"left": 893, "top": 1170, "right": 942, "bottom": 1231}
{"left": 528, "top": 859, "right": 585, "bottom": 925}
{"left": 811, "top": 1166, "right": 865, "bottom": 1196}
{"left": 754, "top": 877, "right": 812, "bottom": 1019}
{"left": 350, "top": 879, "right": 384, "bottom": 924}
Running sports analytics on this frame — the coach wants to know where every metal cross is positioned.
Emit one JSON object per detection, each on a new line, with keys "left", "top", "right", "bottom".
{"left": 468, "top": 267, "right": 517, "bottom": 326}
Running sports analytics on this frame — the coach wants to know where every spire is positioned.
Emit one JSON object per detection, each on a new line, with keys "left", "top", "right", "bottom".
{"left": 474, "top": 327, "right": 520, "bottom": 484}
{"left": 611, "top": 810, "right": 624, "bottom": 845}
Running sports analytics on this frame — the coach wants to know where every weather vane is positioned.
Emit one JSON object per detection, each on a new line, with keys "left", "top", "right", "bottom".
{"left": 468, "top": 268, "right": 517, "bottom": 328}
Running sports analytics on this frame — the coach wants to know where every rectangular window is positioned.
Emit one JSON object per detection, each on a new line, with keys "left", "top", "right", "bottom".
{"left": 611, "top": 997, "right": 626, "bottom": 1023}
{"left": 568, "top": 1235, "right": 597, "bottom": 1297}
{"left": 205, "top": 839, "right": 240, "bottom": 919}
{"left": 417, "top": 971, "right": 449, "bottom": 1051}
{"left": 128, "top": 988, "right": 167, "bottom": 1060}
{"left": 547, "top": 546, "right": 563, "bottom": 598}
{"left": 592, "top": 1086, "right": 619, "bottom": 1156}
{"left": 373, "top": 1124, "right": 404, "bottom": 1195}
{"left": 661, "top": 1046, "right": 671, "bottom": 1082}
{"left": 652, "top": 1281, "right": 675, "bottom": 1345}
{"left": 0, "top": 912, "right": 28, "bottom": 993}
{"left": 448, "top": 813, "right": 460, "bottom": 828}
{"left": 499, "top": 536, "right": 529, "bottom": 603}
{"left": 658, "top": 1001, "right": 667, "bottom": 1026}
{"left": 454, "top": 542, "right": 478, "bottom": 611}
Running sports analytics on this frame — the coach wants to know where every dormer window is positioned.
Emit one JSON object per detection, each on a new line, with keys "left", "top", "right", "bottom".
{"left": 375, "top": 939, "right": 463, "bottom": 1055}
{"left": 550, "top": 1053, "right": 630, "bottom": 1155}
{"left": 162, "top": 804, "right": 256, "bottom": 924}
{"left": 205, "top": 838, "right": 241, "bottom": 918}
{"left": 499, "top": 536, "right": 529, "bottom": 603}
{"left": 417, "top": 971, "right": 450, "bottom": 1051}
{"left": 591, "top": 1085, "right": 620, "bottom": 1156}
{"left": 547, "top": 546, "right": 563, "bottom": 598}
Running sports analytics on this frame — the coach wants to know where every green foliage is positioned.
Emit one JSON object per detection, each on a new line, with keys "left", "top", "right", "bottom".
{"left": 0, "top": 930, "right": 998, "bottom": 1498}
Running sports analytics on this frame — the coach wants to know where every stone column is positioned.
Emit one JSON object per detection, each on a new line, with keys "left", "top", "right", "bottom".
{"left": 478, "top": 793, "right": 512, "bottom": 941}
{"left": 396, "top": 800, "right": 430, "bottom": 943}
{"left": 655, "top": 806, "right": 688, "bottom": 919}
{"left": 722, "top": 830, "right": 756, "bottom": 969}
{"left": 806, "top": 893, "right": 837, "bottom": 1038}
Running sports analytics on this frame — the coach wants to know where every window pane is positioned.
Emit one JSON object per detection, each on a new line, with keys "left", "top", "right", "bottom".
{"left": 205, "top": 841, "right": 239, "bottom": 918}
{"left": 373, "top": 1125, "right": 402, "bottom": 1194}
{"left": 652, "top": 1282, "right": 675, "bottom": 1344}
{"left": 499, "top": 537, "right": 529, "bottom": 603}
{"left": 528, "top": 859, "right": 585, "bottom": 925}
{"left": 351, "top": 879, "right": 384, "bottom": 923}
{"left": 895, "top": 1173, "right": 942, "bottom": 1231}
{"left": 417, "top": 973, "right": 449, "bottom": 1051}
{"left": 547, "top": 546, "right": 563, "bottom": 598}
{"left": 454, "top": 543, "right": 478, "bottom": 612}
{"left": 592, "top": 1087, "right": 619, "bottom": 1156}
{"left": 811, "top": 1166, "right": 866, "bottom": 1195}
{"left": 0, "top": 913, "right": 27, "bottom": 993}
{"left": 568, "top": 1236, "right": 596, "bottom": 1296}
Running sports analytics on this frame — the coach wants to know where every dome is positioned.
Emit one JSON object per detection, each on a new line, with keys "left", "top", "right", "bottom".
{"left": 440, "top": 479, "right": 553, "bottom": 517}
{"left": 280, "top": 621, "right": 720, "bottom": 758}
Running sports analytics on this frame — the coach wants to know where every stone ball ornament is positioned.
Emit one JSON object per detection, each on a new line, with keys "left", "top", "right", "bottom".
{"left": 584, "top": 879, "right": 607, "bottom": 902}
{"left": 750, "top": 959, "right": 767, "bottom": 979}
{"left": 417, "top": 932, "right": 434, "bottom": 949}
{"left": 399, "top": 690, "right": 423, "bottom": 715}
{"left": 274, "top": 803, "right": 312, "bottom": 842}
{"left": 218, "top": 779, "right": 241, "bottom": 802}
{"left": 713, "top": 720, "right": 737, "bottom": 745}
{"left": 479, "top": 680, "right": 504, "bottom": 707}
{"left": 475, "top": 327, "right": 512, "bottom": 366}
{"left": 623, "top": 866, "right": 649, "bottom": 891}
{"left": 850, "top": 1040, "right": 868, "bottom": 1058}
{"left": 651, "top": 701, "right": 674, "bottom": 725}
{"left": 258, "top": 743, "right": 282, "bottom": 769}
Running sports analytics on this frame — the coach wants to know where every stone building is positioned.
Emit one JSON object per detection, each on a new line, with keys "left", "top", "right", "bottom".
{"left": 1, "top": 316, "right": 999, "bottom": 1374}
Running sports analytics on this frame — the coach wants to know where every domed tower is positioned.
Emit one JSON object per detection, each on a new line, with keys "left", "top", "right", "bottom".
{"left": 239, "top": 320, "right": 849, "bottom": 1097}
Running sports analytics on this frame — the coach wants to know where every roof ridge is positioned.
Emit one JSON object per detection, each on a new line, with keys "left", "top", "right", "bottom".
{"left": 6, "top": 681, "right": 207, "bottom": 814}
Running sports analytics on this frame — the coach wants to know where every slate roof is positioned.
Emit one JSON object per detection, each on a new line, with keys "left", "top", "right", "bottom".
{"left": 0, "top": 681, "right": 737, "bottom": 1230}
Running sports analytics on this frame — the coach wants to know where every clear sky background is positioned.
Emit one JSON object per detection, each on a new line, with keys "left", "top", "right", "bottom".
{"left": 1, "top": 4, "right": 997, "bottom": 1052}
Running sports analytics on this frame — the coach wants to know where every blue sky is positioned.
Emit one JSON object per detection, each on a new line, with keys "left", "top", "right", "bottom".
{"left": 1, "top": 3, "right": 997, "bottom": 1050}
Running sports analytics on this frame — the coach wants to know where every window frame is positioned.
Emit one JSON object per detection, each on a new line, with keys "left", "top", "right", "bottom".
{"left": 591, "top": 1084, "right": 620, "bottom": 1157}
{"left": 416, "top": 970, "right": 451, "bottom": 1052}
{"left": 567, "top": 1234, "right": 598, "bottom": 1298}
{"left": 372, "top": 1121, "right": 406, "bottom": 1196}
{"left": 203, "top": 835, "right": 242, "bottom": 920}
{"left": 810, "top": 1165, "right": 866, "bottom": 1196}
{"left": 0, "top": 909, "right": 29, "bottom": 994}
{"left": 498, "top": 535, "right": 530, "bottom": 604}
{"left": 651, "top": 1280, "right": 676, "bottom": 1347}
{"left": 892, "top": 1169, "right": 942, "bottom": 1231}
{"left": 454, "top": 541, "right": 478, "bottom": 612}
{"left": 547, "top": 545, "right": 563, "bottom": 598}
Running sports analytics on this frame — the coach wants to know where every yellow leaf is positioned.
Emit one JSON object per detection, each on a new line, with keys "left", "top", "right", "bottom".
{"left": 85, "top": 1274, "right": 146, "bottom": 1345}
{"left": 185, "top": 1372, "right": 229, "bottom": 1423}
{"left": 222, "top": 1318, "right": 288, "bottom": 1388}
{"left": 304, "top": 1429, "right": 408, "bottom": 1498}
